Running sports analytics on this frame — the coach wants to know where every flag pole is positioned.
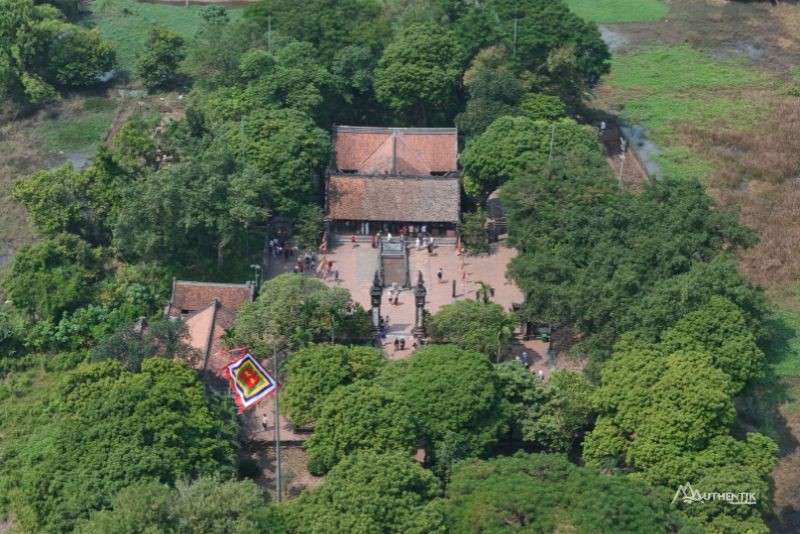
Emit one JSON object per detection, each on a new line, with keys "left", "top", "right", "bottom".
{"left": 273, "top": 346, "right": 282, "bottom": 503}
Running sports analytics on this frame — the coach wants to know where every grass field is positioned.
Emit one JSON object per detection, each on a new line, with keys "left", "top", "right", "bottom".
{"left": 564, "top": 0, "right": 668, "bottom": 24}
{"left": 83, "top": 0, "right": 243, "bottom": 78}
{"left": 599, "top": 45, "right": 772, "bottom": 181}
{"left": 38, "top": 96, "right": 119, "bottom": 157}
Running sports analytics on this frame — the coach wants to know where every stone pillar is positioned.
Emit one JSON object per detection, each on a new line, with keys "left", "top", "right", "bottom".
{"left": 370, "top": 271, "right": 382, "bottom": 336}
{"left": 413, "top": 271, "right": 427, "bottom": 338}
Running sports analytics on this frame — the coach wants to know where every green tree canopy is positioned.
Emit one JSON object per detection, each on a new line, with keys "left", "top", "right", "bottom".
{"left": 244, "top": 0, "right": 387, "bottom": 63}
{"left": 224, "top": 108, "right": 330, "bottom": 217}
{"left": 12, "top": 147, "right": 130, "bottom": 245}
{"left": 374, "top": 22, "right": 464, "bottom": 125}
{"left": 77, "top": 477, "right": 278, "bottom": 533}
{"left": 113, "top": 136, "right": 263, "bottom": 268}
{"left": 486, "top": 0, "right": 610, "bottom": 105}
{"left": 282, "top": 344, "right": 384, "bottom": 426}
{"left": 461, "top": 115, "right": 601, "bottom": 197}
{"left": 456, "top": 45, "right": 524, "bottom": 137}
{"left": 2, "top": 358, "right": 236, "bottom": 532}
{"left": 1, "top": 233, "right": 105, "bottom": 322}
{"left": 305, "top": 381, "right": 417, "bottom": 475}
{"left": 660, "top": 296, "right": 764, "bottom": 393}
{"left": 379, "top": 344, "right": 509, "bottom": 459}
{"left": 285, "top": 451, "right": 445, "bottom": 533}
{"left": 428, "top": 299, "right": 515, "bottom": 359}
{"left": 1, "top": 0, "right": 114, "bottom": 105}
{"left": 444, "top": 452, "right": 697, "bottom": 533}
{"left": 135, "top": 27, "right": 186, "bottom": 89}
{"left": 234, "top": 274, "right": 370, "bottom": 354}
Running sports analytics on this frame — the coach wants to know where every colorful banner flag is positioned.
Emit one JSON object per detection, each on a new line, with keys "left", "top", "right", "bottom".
{"left": 219, "top": 352, "right": 278, "bottom": 413}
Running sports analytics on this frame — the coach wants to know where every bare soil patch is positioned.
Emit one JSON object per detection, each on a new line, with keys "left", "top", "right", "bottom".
{"left": 607, "top": 0, "right": 800, "bottom": 72}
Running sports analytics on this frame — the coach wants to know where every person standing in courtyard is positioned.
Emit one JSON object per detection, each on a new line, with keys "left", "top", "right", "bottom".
{"left": 262, "top": 414, "right": 269, "bottom": 431}
{"left": 437, "top": 268, "right": 443, "bottom": 283}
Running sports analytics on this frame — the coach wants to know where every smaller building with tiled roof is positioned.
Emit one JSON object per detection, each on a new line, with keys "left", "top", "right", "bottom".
{"left": 166, "top": 279, "right": 255, "bottom": 319}
{"left": 328, "top": 126, "right": 461, "bottom": 237}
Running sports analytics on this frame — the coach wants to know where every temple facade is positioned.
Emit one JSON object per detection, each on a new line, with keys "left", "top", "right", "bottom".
{"left": 326, "top": 126, "right": 460, "bottom": 239}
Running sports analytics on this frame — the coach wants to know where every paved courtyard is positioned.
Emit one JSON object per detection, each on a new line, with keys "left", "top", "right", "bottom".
{"left": 263, "top": 240, "right": 578, "bottom": 379}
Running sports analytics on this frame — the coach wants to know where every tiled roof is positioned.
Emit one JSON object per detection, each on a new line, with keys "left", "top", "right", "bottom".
{"left": 328, "top": 175, "right": 460, "bottom": 222}
{"left": 167, "top": 280, "right": 254, "bottom": 318}
{"left": 333, "top": 126, "right": 458, "bottom": 175}
{"left": 183, "top": 300, "right": 238, "bottom": 373}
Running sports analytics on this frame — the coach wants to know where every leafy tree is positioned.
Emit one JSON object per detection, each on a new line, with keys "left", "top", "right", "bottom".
{"left": 135, "top": 27, "right": 186, "bottom": 89}
{"left": 234, "top": 274, "right": 370, "bottom": 354}
{"left": 241, "top": 42, "right": 337, "bottom": 120}
{"left": 519, "top": 92, "right": 566, "bottom": 122}
{"left": 113, "top": 136, "right": 262, "bottom": 267}
{"left": 444, "top": 452, "right": 699, "bottom": 533}
{"left": 503, "top": 170, "right": 762, "bottom": 368}
{"left": 293, "top": 204, "right": 325, "bottom": 250}
{"left": 92, "top": 319, "right": 198, "bottom": 372}
{"left": 1, "top": 234, "right": 105, "bottom": 322}
{"left": 461, "top": 115, "right": 601, "bottom": 197}
{"left": 285, "top": 451, "right": 445, "bottom": 533}
{"left": 380, "top": 345, "right": 509, "bottom": 458}
{"left": 182, "top": 16, "right": 262, "bottom": 90}
{"left": 456, "top": 45, "right": 524, "bottom": 136}
{"left": 460, "top": 208, "right": 489, "bottom": 254}
{"left": 486, "top": 0, "right": 610, "bottom": 105}
{"left": 660, "top": 296, "right": 763, "bottom": 393}
{"left": 305, "top": 382, "right": 417, "bottom": 474}
{"left": 224, "top": 108, "right": 331, "bottom": 217}
{"left": 47, "top": 27, "right": 114, "bottom": 87}
{"left": 428, "top": 299, "right": 514, "bottom": 359}
{"left": 522, "top": 369, "right": 594, "bottom": 453}
{"left": 2, "top": 358, "right": 236, "bottom": 532}
{"left": 0, "top": 0, "right": 114, "bottom": 105}
{"left": 78, "top": 477, "right": 278, "bottom": 533}
{"left": 244, "top": 0, "right": 387, "bottom": 63}
{"left": 495, "top": 362, "right": 593, "bottom": 452}
{"left": 586, "top": 343, "right": 736, "bottom": 474}
{"left": 282, "top": 344, "right": 384, "bottom": 426}
{"left": 374, "top": 22, "right": 464, "bottom": 125}
{"left": 12, "top": 146, "right": 130, "bottom": 245}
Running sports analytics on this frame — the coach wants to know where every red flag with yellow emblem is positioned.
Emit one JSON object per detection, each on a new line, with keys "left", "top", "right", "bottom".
{"left": 219, "top": 351, "right": 278, "bottom": 413}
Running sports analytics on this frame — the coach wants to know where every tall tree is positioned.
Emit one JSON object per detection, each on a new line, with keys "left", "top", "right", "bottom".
{"left": 233, "top": 274, "right": 370, "bottom": 354}
{"left": 2, "top": 358, "right": 236, "bottom": 532}
{"left": 305, "top": 382, "right": 417, "bottom": 475}
{"left": 0, "top": 0, "right": 114, "bottom": 105}
{"left": 379, "top": 345, "right": 509, "bottom": 459}
{"left": 444, "top": 452, "right": 698, "bottom": 533}
{"left": 282, "top": 344, "right": 384, "bottom": 426}
{"left": 285, "top": 451, "right": 445, "bottom": 533}
{"left": 428, "top": 299, "right": 515, "bottom": 359}
{"left": 461, "top": 115, "right": 601, "bottom": 198}
{"left": 374, "top": 22, "right": 464, "bottom": 125}
{"left": 1, "top": 233, "right": 105, "bottom": 322}
{"left": 135, "top": 27, "right": 186, "bottom": 89}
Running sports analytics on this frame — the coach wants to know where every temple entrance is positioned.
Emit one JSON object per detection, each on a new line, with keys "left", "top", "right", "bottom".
{"left": 380, "top": 240, "right": 409, "bottom": 288}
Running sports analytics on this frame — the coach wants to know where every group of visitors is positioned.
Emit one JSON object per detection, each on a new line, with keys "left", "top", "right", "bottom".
{"left": 269, "top": 238, "right": 295, "bottom": 259}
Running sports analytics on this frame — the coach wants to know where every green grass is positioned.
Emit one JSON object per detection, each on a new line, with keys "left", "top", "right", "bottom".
{"left": 39, "top": 97, "right": 119, "bottom": 157}
{"left": 655, "top": 147, "right": 714, "bottom": 182}
{"left": 763, "top": 309, "right": 800, "bottom": 378}
{"left": 564, "top": 0, "right": 668, "bottom": 24}
{"left": 609, "top": 45, "right": 765, "bottom": 93}
{"left": 604, "top": 45, "right": 770, "bottom": 181}
{"left": 83, "top": 0, "right": 243, "bottom": 77}
{"left": 621, "top": 94, "right": 763, "bottom": 138}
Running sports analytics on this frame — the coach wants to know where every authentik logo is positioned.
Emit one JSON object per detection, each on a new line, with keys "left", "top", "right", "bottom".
{"left": 672, "top": 482, "right": 703, "bottom": 505}
{"left": 672, "top": 482, "right": 757, "bottom": 506}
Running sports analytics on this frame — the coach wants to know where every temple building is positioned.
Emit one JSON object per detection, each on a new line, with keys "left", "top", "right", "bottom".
{"left": 326, "top": 126, "right": 460, "bottom": 239}
{"left": 165, "top": 280, "right": 255, "bottom": 372}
